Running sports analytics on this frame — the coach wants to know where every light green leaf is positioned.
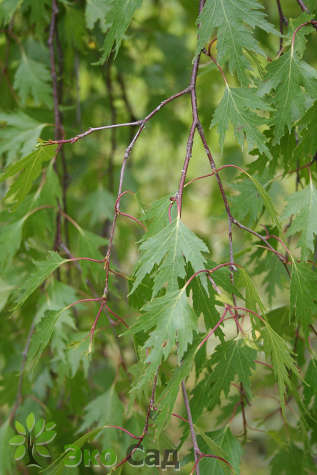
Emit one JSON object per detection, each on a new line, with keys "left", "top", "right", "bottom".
{"left": 238, "top": 267, "right": 266, "bottom": 315}
{"left": 296, "top": 101, "right": 317, "bottom": 159}
{"left": 0, "top": 0, "right": 21, "bottom": 25}
{"left": 205, "top": 340, "right": 256, "bottom": 410}
{"left": 0, "top": 145, "right": 57, "bottom": 207}
{"left": 283, "top": 183, "right": 317, "bottom": 256}
{"left": 9, "top": 434, "right": 25, "bottom": 446}
{"left": 0, "top": 219, "right": 24, "bottom": 271}
{"left": 155, "top": 344, "right": 196, "bottom": 434}
{"left": 14, "top": 420, "right": 26, "bottom": 436}
{"left": 0, "top": 277, "right": 15, "bottom": 311}
{"left": 131, "top": 216, "right": 208, "bottom": 295}
{"left": 0, "top": 420, "right": 14, "bottom": 474}
{"left": 262, "top": 322, "right": 299, "bottom": 413}
{"left": 66, "top": 333, "right": 90, "bottom": 378}
{"left": 14, "top": 445, "right": 26, "bottom": 461}
{"left": 79, "top": 386, "right": 123, "bottom": 437}
{"left": 211, "top": 86, "right": 272, "bottom": 157}
{"left": 261, "top": 49, "right": 317, "bottom": 143}
{"left": 27, "top": 309, "right": 64, "bottom": 370}
{"left": 0, "top": 112, "right": 47, "bottom": 162}
{"left": 97, "top": 0, "right": 142, "bottom": 63}
{"left": 79, "top": 187, "right": 114, "bottom": 226}
{"left": 127, "top": 289, "right": 197, "bottom": 390}
{"left": 197, "top": 0, "right": 278, "bottom": 84}
{"left": 199, "top": 427, "right": 242, "bottom": 475}
{"left": 15, "top": 251, "right": 69, "bottom": 308}
{"left": 290, "top": 260, "right": 317, "bottom": 332}
{"left": 35, "top": 445, "right": 50, "bottom": 458}
{"left": 14, "top": 53, "right": 52, "bottom": 107}
{"left": 85, "top": 0, "right": 112, "bottom": 32}
{"left": 26, "top": 412, "right": 35, "bottom": 432}
{"left": 36, "top": 430, "right": 56, "bottom": 445}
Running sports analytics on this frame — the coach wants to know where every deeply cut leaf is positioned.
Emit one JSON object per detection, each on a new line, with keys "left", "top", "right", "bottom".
{"left": 197, "top": 0, "right": 278, "bottom": 84}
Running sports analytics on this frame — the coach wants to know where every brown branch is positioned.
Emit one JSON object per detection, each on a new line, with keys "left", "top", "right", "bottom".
{"left": 276, "top": 0, "right": 288, "bottom": 53}
{"left": 44, "top": 120, "right": 143, "bottom": 145}
{"left": 182, "top": 381, "right": 201, "bottom": 475}
{"left": 104, "top": 59, "right": 117, "bottom": 193}
{"left": 296, "top": 0, "right": 309, "bottom": 12}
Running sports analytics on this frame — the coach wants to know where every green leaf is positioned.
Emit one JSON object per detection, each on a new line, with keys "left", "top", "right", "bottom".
{"left": 9, "top": 434, "right": 25, "bottom": 446}
{"left": 36, "top": 430, "right": 56, "bottom": 445}
{"left": 0, "top": 112, "right": 47, "bottom": 162}
{"left": 127, "top": 289, "right": 197, "bottom": 390}
{"left": 303, "top": 359, "right": 317, "bottom": 406}
{"left": 85, "top": 0, "right": 112, "bottom": 32}
{"left": 296, "top": 101, "right": 317, "bottom": 159}
{"left": 155, "top": 344, "right": 196, "bottom": 434}
{"left": 35, "top": 445, "right": 50, "bottom": 458}
{"left": 197, "top": 0, "right": 277, "bottom": 84}
{"left": 0, "top": 277, "right": 15, "bottom": 311}
{"left": 14, "top": 420, "right": 26, "bottom": 436}
{"left": 14, "top": 53, "right": 52, "bottom": 107}
{"left": 188, "top": 268, "right": 224, "bottom": 341}
{"left": 26, "top": 412, "right": 35, "bottom": 432}
{"left": 14, "top": 251, "right": 69, "bottom": 308}
{"left": 14, "top": 445, "right": 26, "bottom": 461}
{"left": 239, "top": 169, "right": 282, "bottom": 230}
{"left": 262, "top": 322, "right": 299, "bottom": 412}
{"left": 211, "top": 86, "right": 272, "bottom": 157}
{"left": 204, "top": 339, "right": 256, "bottom": 410}
{"left": 0, "top": 0, "right": 21, "bottom": 25}
{"left": 261, "top": 49, "right": 317, "bottom": 143}
{"left": 66, "top": 332, "right": 90, "bottom": 378}
{"left": 238, "top": 267, "right": 266, "bottom": 315}
{"left": 0, "top": 219, "right": 24, "bottom": 271}
{"left": 27, "top": 310, "right": 64, "bottom": 370}
{"left": 79, "top": 386, "right": 123, "bottom": 435}
{"left": 34, "top": 419, "right": 46, "bottom": 438}
{"left": 283, "top": 183, "right": 317, "bottom": 256}
{"left": 290, "top": 260, "right": 317, "bottom": 332}
{"left": 270, "top": 444, "right": 313, "bottom": 475}
{"left": 199, "top": 427, "right": 242, "bottom": 475}
{"left": 0, "top": 420, "right": 14, "bottom": 474}
{"left": 0, "top": 145, "right": 57, "bottom": 207}
{"left": 230, "top": 178, "right": 264, "bottom": 226}
{"left": 97, "top": 0, "right": 142, "bottom": 63}
{"left": 79, "top": 187, "right": 114, "bottom": 226}
{"left": 131, "top": 216, "right": 208, "bottom": 295}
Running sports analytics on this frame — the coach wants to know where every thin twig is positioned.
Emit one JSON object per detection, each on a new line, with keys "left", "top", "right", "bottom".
{"left": 182, "top": 381, "right": 201, "bottom": 475}
{"left": 276, "top": 0, "right": 288, "bottom": 53}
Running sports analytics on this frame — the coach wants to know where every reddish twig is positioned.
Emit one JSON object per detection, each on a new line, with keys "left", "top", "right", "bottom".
{"left": 276, "top": 0, "right": 288, "bottom": 52}
{"left": 44, "top": 121, "right": 142, "bottom": 145}
{"left": 89, "top": 302, "right": 106, "bottom": 352}
{"left": 104, "top": 304, "right": 129, "bottom": 328}
{"left": 182, "top": 381, "right": 201, "bottom": 474}
{"left": 198, "top": 307, "right": 228, "bottom": 349}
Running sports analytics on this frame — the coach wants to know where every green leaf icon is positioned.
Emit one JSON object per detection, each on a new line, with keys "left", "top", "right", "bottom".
{"left": 34, "top": 418, "right": 46, "bottom": 438}
{"left": 14, "top": 445, "right": 26, "bottom": 461}
{"left": 35, "top": 445, "right": 50, "bottom": 458}
{"left": 45, "top": 421, "right": 56, "bottom": 431}
{"left": 26, "top": 412, "right": 35, "bottom": 432}
{"left": 36, "top": 430, "right": 56, "bottom": 445}
{"left": 9, "top": 434, "right": 25, "bottom": 446}
{"left": 14, "top": 421, "right": 26, "bottom": 435}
